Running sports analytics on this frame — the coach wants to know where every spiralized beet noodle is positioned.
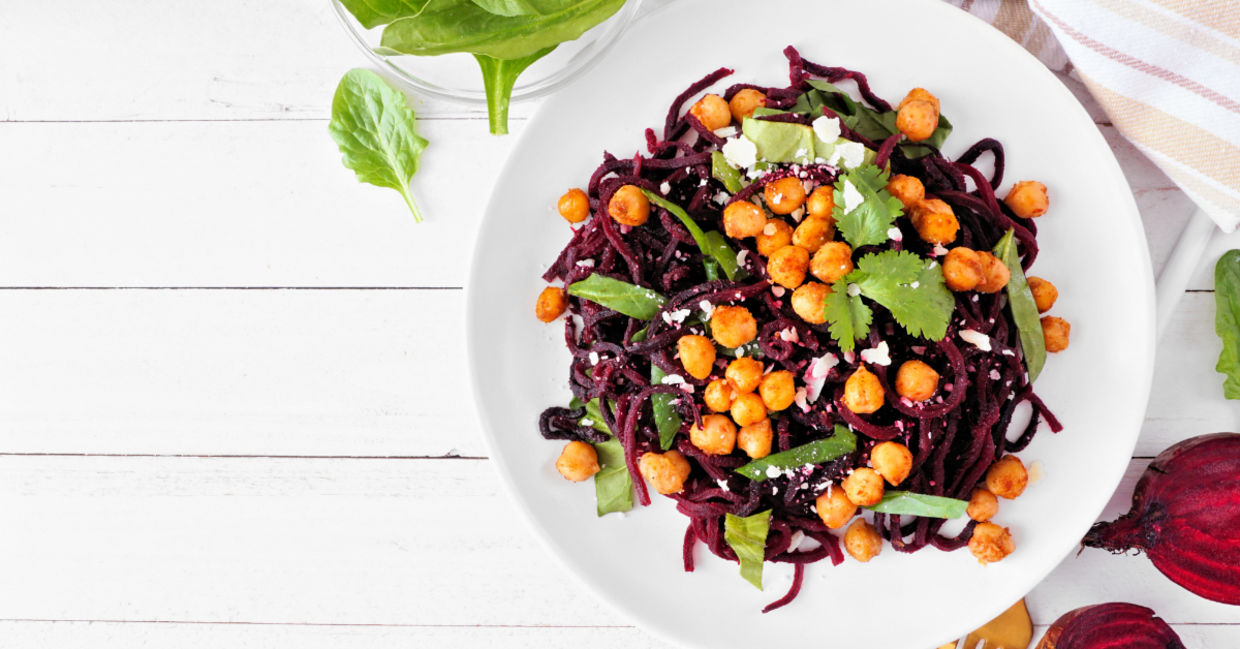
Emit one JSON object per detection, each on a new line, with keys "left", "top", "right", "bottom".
{"left": 538, "top": 46, "right": 1061, "bottom": 612}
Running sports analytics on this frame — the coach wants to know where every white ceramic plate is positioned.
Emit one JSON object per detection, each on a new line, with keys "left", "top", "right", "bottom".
{"left": 466, "top": 1, "right": 1155, "bottom": 647}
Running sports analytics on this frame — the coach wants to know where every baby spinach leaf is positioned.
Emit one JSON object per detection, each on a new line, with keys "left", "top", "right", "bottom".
{"left": 328, "top": 69, "right": 429, "bottom": 222}
{"left": 338, "top": 0, "right": 430, "bottom": 29}
{"left": 650, "top": 365, "right": 683, "bottom": 450}
{"left": 794, "top": 81, "right": 951, "bottom": 159}
{"left": 642, "top": 191, "right": 744, "bottom": 281}
{"left": 473, "top": 47, "right": 555, "bottom": 135}
{"left": 833, "top": 164, "right": 903, "bottom": 248}
{"left": 569, "top": 396, "right": 611, "bottom": 434}
{"left": 741, "top": 117, "right": 814, "bottom": 164}
{"left": 724, "top": 510, "right": 771, "bottom": 590}
{"left": 736, "top": 425, "right": 857, "bottom": 481}
{"left": 900, "top": 113, "right": 953, "bottom": 159}
{"left": 823, "top": 282, "right": 872, "bottom": 352}
{"left": 593, "top": 436, "right": 633, "bottom": 516}
{"left": 866, "top": 491, "right": 968, "bottom": 519}
{"left": 1215, "top": 250, "right": 1240, "bottom": 399}
{"left": 994, "top": 229, "right": 1046, "bottom": 382}
{"left": 717, "top": 340, "right": 764, "bottom": 359}
{"left": 711, "top": 151, "right": 743, "bottom": 193}
{"left": 568, "top": 274, "right": 666, "bottom": 320}
{"left": 470, "top": 0, "right": 549, "bottom": 16}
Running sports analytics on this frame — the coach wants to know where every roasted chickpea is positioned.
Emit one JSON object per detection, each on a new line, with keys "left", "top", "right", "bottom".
{"left": 805, "top": 186, "right": 836, "bottom": 220}
{"left": 767, "top": 244, "right": 810, "bottom": 289}
{"left": 725, "top": 357, "right": 764, "bottom": 393}
{"left": 810, "top": 241, "right": 854, "bottom": 284}
{"left": 555, "top": 441, "right": 600, "bottom": 482}
{"left": 639, "top": 450, "right": 692, "bottom": 495}
{"left": 689, "top": 93, "right": 731, "bottom": 131}
{"left": 677, "top": 334, "right": 716, "bottom": 380}
{"left": 703, "top": 378, "right": 735, "bottom": 412}
{"left": 1042, "top": 316, "right": 1070, "bottom": 353}
{"left": 897, "top": 99, "right": 938, "bottom": 142}
{"left": 967, "top": 488, "right": 999, "bottom": 522}
{"left": 1028, "top": 277, "right": 1058, "bottom": 313}
{"left": 843, "top": 364, "right": 885, "bottom": 414}
{"left": 886, "top": 174, "right": 925, "bottom": 210}
{"left": 791, "top": 282, "right": 830, "bottom": 324}
{"left": 792, "top": 217, "right": 835, "bottom": 253}
{"left": 844, "top": 519, "right": 883, "bottom": 562}
{"left": 911, "top": 198, "right": 958, "bottom": 245}
{"left": 756, "top": 219, "right": 793, "bottom": 257}
{"left": 723, "top": 200, "right": 767, "bottom": 239}
{"left": 815, "top": 486, "right": 857, "bottom": 529}
{"left": 985, "top": 455, "right": 1029, "bottom": 500}
{"left": 899, "top": 87, "right": 941, "bottom": 114}
{"left": 710, "top": 305, "right": 758, "bottom": 349}
{"left": 895, "top": 359, "right": 939, "bottom": 402}
{"left": 730, "top": 392, "right": 768, "bottom": 427}
{"left": 759, "top": 370, "right": 796, "bottom": 411}
{"left": 536, "top": 286, "right": 568, "bottom": 322}
{"left": 608, "top": 185, "right": 650, "bottom": 227}
{"left": 976, "top": 251, "right": 1010, "bottom": 293}
{"left": 969, "top": 522, "right": 1015, "bottom": 564}
{"left": 1004, "top": 181, "right": 1049, "bottom": 219}
{"left": 729, "top": 88, "right": 767, "bottom": 122}
{"left": 870, "top": 441, "right": 913, "bottom": 486}
{"left": 737, "top": 418, "right": 773, "bottom": 459}
{"left": 689, "top": 413, "right": 737, "bottom": 455}
{"left": 764, "top": 177, "right": 807, "bottom": 215}
{"left": 942, "top": 247, "right": 983, "bottom": 292}
{"left": 557, "top": 188, "right": 590, "bottom": 223}
{"left": 842, "top": 467, "right": 885, "bottom": 506}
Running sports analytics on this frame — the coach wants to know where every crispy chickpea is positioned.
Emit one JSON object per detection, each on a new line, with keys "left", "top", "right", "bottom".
{"left": 725, "top": 357, "right": 764, "bottom": 393}
{"left": 689, "top": 413, "right": 737, "bottom": 455}
{"left": 842, "top": 467, "right": 885, "bottom": 506}
{"left": 764, "top": 177, "right": 807, "bottom": 215}
{"left": 810, "top": 241, "right": 854, "bottom": 284}
{"left": 688, "top": 93, "right": 731, "bottom": 131}
{"left": 730, "top": 392, "right": 768, "bottom": 427}
{"left": 1004, "top": 181, "right": 1049, "bottom": 219}
{"left": 639, "top": 450, "right": 692, "bottom": 495}
{"left": 942, "top": 247, "right": 983, "bottom": 292}
{"left": 815, "top": 486, "right": 858, "bottom": 529}
{"left": 767, "top": 244, "right": 810, "bottom": 289}
{"left": 843, "top": 364, "right": 885, "bottom": 414}
{"left": 729, "top": 88, "right": 767, "bottom": 122}
{"left": 536, "top": 286, "right": 568, "bottom": 322}
{"left": 791, "top": 282, "right": 830, "bottom": 324}
{"left": 677, "top": 334, "right": 716, "bottom": 380}
{"left": 711, "top": 305, "right": 758, "bottom": 349}
{"left": 703, "top": 378, "right": 735, "bottom": 413}
{"left": 844, "top": 519, "right": 883, "bottom": 562}
{"left": 886, "top": 174, "right": 925, "bottom": 210}
{"left": 723, "top": 200, "right": 767, "bottom": 239}
{"left": 759, "top": 370, "right": 796, "bottom": 411}
{"left": 1042, "top": 316, "right": 1070, "bottom": 353}
{"left": 911, "top": 199, "right": 958, "bottom": 245}
{"left": 967, "top": 488, "right": 999, "bottom": 522}
{"left": 969, "top": 522, "right": 1015, "bottom": 564}
{"left": 557, "top": 188, "right": 590, "bottom": 224}
{"left": 871, "top": 441, "right": 913, "bottom": 486}
{"left": 985, "top": 455, "right": 1029, "bottom": 500}
{"left": 737, "top": 418, "right": 773, "bottom": 459}
{"left": 897, "top": 99, "right": 938, "bottom": 142}
{"left": 555, "top": 441, "right": 600, "bottom": 482}
{"left": 806, "top": 186, "right": 836, "bottom": 220}
{"left": 608, "top": 185, "right": 650, "bottom": 227}
{"left": 1028, "top": 277, "right": 1058, "bottom": 313}
{"left": 792, "top": 217, "right": 835, "bottom": 253}
{"left": 756, "top": 219, "right": 793, "bottom": 257}
{"left": 976, "top": 252, "right": 1010, "bottom": 293}
{"left": 895, "top": 360, "right": 939, "bottom": 402}
{"left": 899, "top": 87, "right": 941, "bottom": 114}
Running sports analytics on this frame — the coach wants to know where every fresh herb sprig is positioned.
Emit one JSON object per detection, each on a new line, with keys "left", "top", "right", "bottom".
{"left": 824, "top": 250, "right": 954, "bottom": 351}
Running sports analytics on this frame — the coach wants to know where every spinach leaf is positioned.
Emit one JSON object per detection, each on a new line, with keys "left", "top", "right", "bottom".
{"left": 795, "top": 81, "right": 951, "bottom": 159}
{"left": 1215, "top": 250, "right": 1240, "bottom": 399}
{"left": 593, "top": 436, "right": 633, "bottom": 516}
{"left": 470, "top": 0, "right": 550, "bottom": 15}
{"left": 741, "top": 117, "right": 814, "bottom": 164}
{"left": 569, "top": 396, "right": 611, "bottom": 434}
{"left": 866, "top": 491, "right": 968, "bottom": 519}
{"left": 472, "top": 47, "right": 556, "bottom": 134}
{"left": 724, "top": 510, "right": 771, "bottom": 590}
{"left": 328, "top": 69, "right": 428, "bottom": 222}
{"left": 339, "top": 0, "right": 430, "bottom": 29}
{"left": 650, "top": 365, "right": 683, "bottom": 450}
{"left": 736, "top": 425, "right": 856, "bottom": 481}
{"left": 711, "top": 151, "right": 743, "bottom": 193}
{"left": 717, "top": 340, "right": 763, "bottom": 359}
{"left": 642, "top": 191, "right": 744, "bottom": 281}
{"left": 568, "top": 274, "right": 666, "bottom": 320}
{"left": 994, "top": 229, "right": 1046, "bottom": 382}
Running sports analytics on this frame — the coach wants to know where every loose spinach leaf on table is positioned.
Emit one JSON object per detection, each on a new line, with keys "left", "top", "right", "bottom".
{"left": 328, "top": 69, "right": 429, "bottom": 221}
{"left": 866, "top": 491, "right": 968, "bottom": 519}
{"left": 994, "top": 229, "right": 1046, "bottom": 382}
{"left": 736, "top": 425, "right": 857, "bottom": 481}
{"left": 724, "top": 510, "right": 771, "bottom": 590}
{"left": 1215, "top": 249, "right": 1240, "bottom": 399}
{"left": 650, "top": 365, "right": 683, "bottom": 450}
{"left": 568, "top": 274, "right": 666, "bottom": 320}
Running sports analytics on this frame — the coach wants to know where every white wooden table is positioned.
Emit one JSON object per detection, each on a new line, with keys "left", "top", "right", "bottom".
{"left": 2, "top": 2, "right": 1239, "bottom": 646}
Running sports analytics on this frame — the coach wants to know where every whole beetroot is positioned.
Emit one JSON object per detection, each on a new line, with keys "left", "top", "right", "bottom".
{"left": 1036, "top": 603, "right": 1184, "bottom": 649}
{"left": 1083, "top": 433, "right": 1240, "bottom": 605}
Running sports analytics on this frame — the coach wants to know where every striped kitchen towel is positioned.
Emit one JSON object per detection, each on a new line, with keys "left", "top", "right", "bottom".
{"left": 946, "top": 0, "right": 1240, "bottom": 232}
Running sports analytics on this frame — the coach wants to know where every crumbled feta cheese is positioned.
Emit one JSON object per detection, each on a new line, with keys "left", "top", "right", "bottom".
{"left": 713, "top": 191, "right": 730, "bottom": 205}
{"left": 1028, "top": 461, "right": 1044, "bottom": 485}
{"left": 841, "top": 179, "right": 864, "bottom": 214}
{"left": 794, "top": 386, "right": 809, "bottom": 412}
{"left": 661, "top": 374, "right": 686, "bottom": 386}
{"left": 580, "top": 418, "right": 593, "bottom": 427}
{"left": 778, "top": 327, "right": 799, "bottom": 343}
{"left": 588, "top": 351, "right": 600, "bottom": 365}
{"left": 809, "top": 353, "right": 839, "bottom": 379}
{"left": 989, "top": 369, "right": 1001, "bottom": 380}
{"left": 716, "top": 478, "right": 731, "bottom": 491}
{"left": 659, "top": 181, "right": 671, "bottom": 194}
{"left": 887, "top": 226, "right": 903, "bottom": 241}
{"left": 662, "top": 308, "right": 692, "bottom": 325}
{"left": 699, "top": 177, "right": 708, "bottom": 186}
{"left": 843, "top": 350, "right": 855, "bottom": 363}
{"left": 575, "top": 259, "right": 595, "bottom": 267}
{"left": 763, "top": 222, "right": 777, "bottom": 236}
{"left": 933, "top": 244, "right": 950, "bottom": 256}
{"left": 830, "top": 141, "right": 866, "bottom": 169}
{"left": 736, "top": 249, "right": 749, "bottom": 267}
{"left": 722, "top": 135, "right": 758, "bottom": 168}
{"left": 790, "top": 207, "right": 805, "bottom": 222}
{"left": 811, "top": 115, "right": 841, "bottom": 143}
{"left": 699, "top": 300, "right": 714, "bottom": 318}
{"left": 959, "top": 329, "right": 992, "bottom": 351}
{"left": 860, "top": 341, "right": 892, "bottom": 366}
{"left": 713, "top": 126, "right": 738, "bottom": 138}
{"left": 765, "top": 465, "right": 783, "bottom": 479}
{"left": 771, "top": 285, "right": 786, "bottom": 297}
{"left": 788, "top": 530, "right": 806, "bottom": 552}
{"left": 1001, "top": 348, "right": 1015, "bottom": 357}
{"left": 846, "top": 283, "right": 861, "bottom": 297}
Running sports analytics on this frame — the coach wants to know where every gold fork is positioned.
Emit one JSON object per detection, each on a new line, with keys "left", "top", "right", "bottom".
{"left": 936, "top": 599, "right": 1033, "bottom": 649}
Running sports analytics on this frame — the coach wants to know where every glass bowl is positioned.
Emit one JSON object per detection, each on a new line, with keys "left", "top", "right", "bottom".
{"left": 330, "top": 0, "right": 642, "bottom": 105}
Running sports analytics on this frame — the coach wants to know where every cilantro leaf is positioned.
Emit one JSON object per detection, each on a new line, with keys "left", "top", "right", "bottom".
{"left": 850, "top": 250, "right": 955, "bottom": 341}
{"left": 833, "top": 164, "right": 904, "bottom": 248}
{"left": 823, "top": 281, "right": 872, "bottom": 352}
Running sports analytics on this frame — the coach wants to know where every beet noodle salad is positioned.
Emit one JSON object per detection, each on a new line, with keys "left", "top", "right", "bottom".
{"left": 534, "top": 46, "right": 1070, "bottom": 612}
